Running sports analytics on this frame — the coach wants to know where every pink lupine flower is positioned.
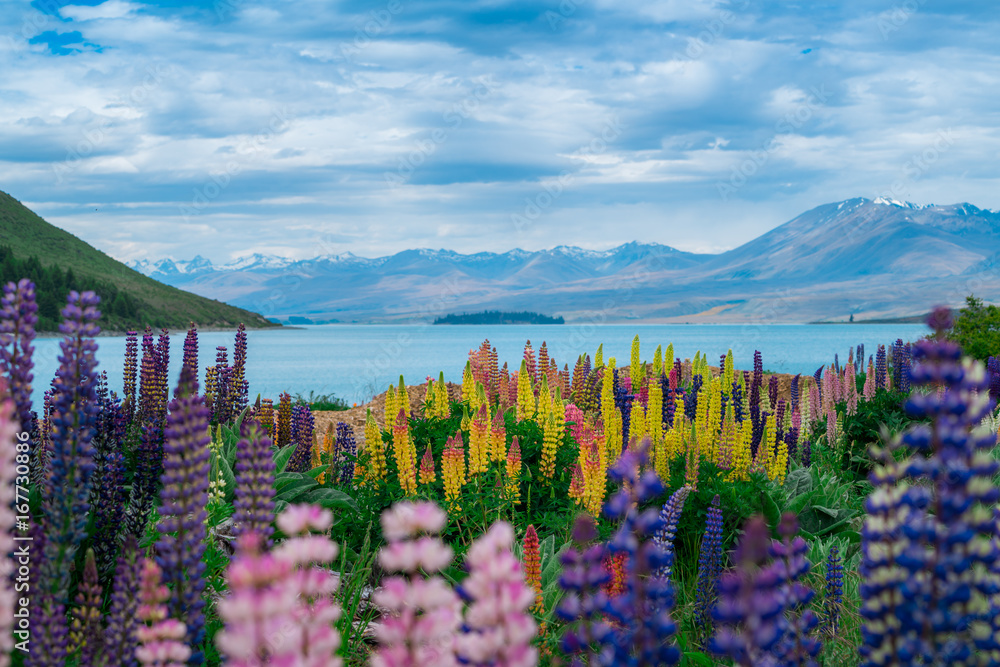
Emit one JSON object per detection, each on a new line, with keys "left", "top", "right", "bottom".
{"left": 136, "top": 558, "right": 191, "bottom": 667}
{"left": 372, "top": 501, "right": 461, "bottom": 667}
{"left": 565, "top": 404, "right": 586, "bottom": 443}
{"left": 217, "top": 505, "right": 342, "bottom": 667}
{"left": 455, "top": 522, "right": 538, "bottom": 667}
{"left": 845, "top": 361, "right": 858, "bottom": 415}
{"left": 0, "top": 393, "right": 17, "bottom": 667}
{"left": 276, "top": 503, "right": 333, "bottom": 535}
{"left": 863, "top": 359, "right": 876, "bottom": 400}
{"left": 381, "top": 501, "right": 448, "bottom": 542}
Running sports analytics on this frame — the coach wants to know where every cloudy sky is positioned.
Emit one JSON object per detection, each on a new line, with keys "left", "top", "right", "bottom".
{"left": 1, "top": 0, "right": 997, "bottom": 264}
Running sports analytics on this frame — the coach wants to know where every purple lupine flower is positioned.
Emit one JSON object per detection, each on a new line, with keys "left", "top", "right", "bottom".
{"left": 37, "top": 291, "right": 102, "bottom": 667}
{"left": 684, "top": 374, "right": 703, "bottom": 422}
{"left": 286, "top": 404, "right": 315, "bottom": 473}
{"left": 614, "top": 375, "right": 635, "bottom": 446}
{"left": 233, "top": 421, "right": 276, "bottom": 547}
{"left": 652, "top": 485, "right": 691, "bottom": 583}
{"left": 768, "top": 376, "right": 779, "bottom": 411}
{"left": 790, "top": 374, "right": 800, "bottom": 412}
{"left": 557, "top": 515, "right": 613, "bottom": 666}
{"left": 180, "top": 325, "right": 198, "bottom": 398}
{"left": 123, "top": 330, "right": 138, "bottom": 423}
{"left": 859, "top": 307, "right": 999, "bottom": 665}
{"left": 989, "top": 356, "right": 1000, "bottom": 404}
{"left": 0, "top": 278, "right": 38, "bottom": 433}
{"left": 750, "top": 353, "right": 763, "bottom": 456}
{"left": 232, "top": 323, "right": 249, "bottom": 415}
{"left": 155, "top": 363, "right": 211, "bottom": 663}
{"left": 710, "top": 516, "right": 784, "bottom": 665}
{"left": 694, "top": 495, "right": 724, "bottom": 638}
{"left": 769, "top": 514, "right": 821, "bottom": 666}
{"left": 824, "top": 545, "right": 843, "bottom": 636}
{"left": 336, "top": 421, "right": 356, "bottom": 485}
{"left": 874, "top": 344, "right": 887, "bottom": 390}
{"left": 93, "top": 449, "right": 128, "bottom": 576}
{"left": 731, "top": 382, "right": 744, "bottom": 423}
{"left": 0, "top": 390, "right": 17, "bottom": 667}
{"left": 602, "top": 440, "right": 681, "bottom": 666}
{"left": 213, "top": 345, "right": 231, "bottom": 423}
{"left": 124, "top": 330, "right": 165, "bottom": 539}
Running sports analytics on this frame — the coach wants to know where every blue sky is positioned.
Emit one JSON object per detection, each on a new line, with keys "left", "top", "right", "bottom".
{"left": 1, "top": 0, "right": 998, "bottom": 263}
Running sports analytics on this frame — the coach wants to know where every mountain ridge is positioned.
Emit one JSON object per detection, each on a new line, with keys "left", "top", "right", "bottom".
{"left": 124, "top": 196, "right": 1000, "bottom": 324}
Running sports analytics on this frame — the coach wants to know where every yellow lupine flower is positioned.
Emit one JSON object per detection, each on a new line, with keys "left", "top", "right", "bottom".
{"left": 469, "top": 404, "right": 490, "bottom": 476}
{"left": 384, "top": 385, "right": 398, "bottom": 431}
{"left": 723, "top": 350, "right": 734, "bottom": 394}
{"left": 629, "top": 400, "right": 646, "bottom": 448}
{"left": 490, "top": 409, "right": 507, "bottom": 463}
{"left": 653, "top": 344, "right": 663, "bottom": 378}
{"left": 537, "top": 374, "right": 552, "bottom": 426}
{"left": 442, "top": 432, "right": 466, "bottom": 510}
{"left": 462, "top": 360, "right": 475, "bottom": 406}
{"left": 541, "top": 412, "right": 559, "bottom": 479}
{"left": 516, "top": 360, "right": 535, "bottom": 422}
{"left": 685, "top": 422, "right": 700, "bottom": 489}
{"left": 397, "top": 375, "right": 411, "bottom": 420}
{"left": 392, "top": 408, "right": 417, "bottom": 495}
{"left": 594, "top": 343, "right": 603, "bottom": 369}
{"left": 505, "top": 436, "right": 522, "bottom": 501}
{"left": 435, "top": 371, "right": 450, "bottom": 417}
{"left": 630, "top": 335, "right": 642, "bottom": 391}
{"left": 363, "top": 408, "right": 385, "bottom": 484}
{"left": 418, "top": 445, "right": 436, "bottom": 485}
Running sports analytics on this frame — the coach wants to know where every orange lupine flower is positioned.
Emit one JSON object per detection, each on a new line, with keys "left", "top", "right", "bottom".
{"left": 523, "top": 525, "right": 544, "bottom": 615}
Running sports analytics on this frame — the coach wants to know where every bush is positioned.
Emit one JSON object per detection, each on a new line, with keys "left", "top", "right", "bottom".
{"left": 948, "top": 295, "right": 1000, "bottom": 360}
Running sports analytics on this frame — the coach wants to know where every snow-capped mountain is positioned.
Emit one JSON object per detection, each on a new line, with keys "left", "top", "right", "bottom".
{"left": 128, "top": 198, "right": 1000, "bottom": 323}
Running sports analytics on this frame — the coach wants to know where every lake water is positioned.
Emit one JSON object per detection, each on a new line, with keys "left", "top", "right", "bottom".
{"left": 26, "top": 323, "right": 928, "bottom": 407}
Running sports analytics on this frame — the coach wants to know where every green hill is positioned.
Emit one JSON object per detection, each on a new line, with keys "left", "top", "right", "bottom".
{"left": 0, "top": 190, "right": 278, "bottom": 331}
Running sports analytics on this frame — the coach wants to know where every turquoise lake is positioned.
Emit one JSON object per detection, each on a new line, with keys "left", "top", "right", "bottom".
{"left": 28, "top": 323, "right": 927, "bottom": 406}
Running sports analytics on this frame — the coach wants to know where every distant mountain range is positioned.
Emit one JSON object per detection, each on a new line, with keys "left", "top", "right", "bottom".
{"left": 126, "top": 197, "right": 1000, "bottom": 324}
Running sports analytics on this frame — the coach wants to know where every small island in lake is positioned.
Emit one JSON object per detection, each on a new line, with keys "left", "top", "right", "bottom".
{"left": 433, "top": 310, "right": 565, "bottom": 325}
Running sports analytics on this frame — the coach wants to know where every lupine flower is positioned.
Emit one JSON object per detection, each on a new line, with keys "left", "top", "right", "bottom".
{"left": 231, "top": 323, "right": 249, "bottom": 414}
{"left": 36, "top": 292, "right": 101, "bottom": 666}
{"left": 523, "top": 525, "right": 544, "bottom": 614}
{"left": 603, "top": 553, "right": 627, "bottom": 598}
{"left": 123, "top": 330, "right": 138, "bottom": 422}
{"left": 155, "top": 364, "right": 211, "bottom": 662}
{"left": 217, "top": 505, "right": 343, "bottom": 667}
{"left": 443, "top": 431, "right": 466, "bottom": 509}
{"left": 104, "top": 536, "right": 141, "bottom": 667}
{"left": 874, "top": 345, "right": 887, "bottom": 390}
{"left": 276, "top": 391, "right": 292, "bottom": 447}
{"left": 336, "top": 421, "right": 357, "bottom": 484}
{"left": 286, "top": 404, "right": 315, "bottom": 473}
{"left": 125, "top": 329, "right": 165, "bottom": 539}
{"left": 135, "top": 558, "right": 191, "bottom": 667}
{"left": 0, "top": 279, "right": 37, "bottom": 433}
{"left": 93, "top": 448, "right": 127, "bottom": 575}
{"left": 602, "top": 440, "right": 681, "bottom": 666}
{"left": 232, "top": 421, "right": 276, "bottom": 546}
{"left": 694, "top": 495, "right": 724, "bottom": 637}
{"left": 505, "top": 436, "right": 522, "bottom": 502}
{"left": 418, "top": 445, "right": 436, "bottom": 485}
{"left": 456, "top": 521, "right": 538, "bottom": 667}
{"left": 540, "top": 412, "right": 559, "bottom": 479}
{"left": 0, "top": 390, "right": 17, "bottom": 667}
{"left": 364, "top": 408, "right": 387, "bottom": 484}
{"left": 392, "top": 408, "right": 418, "bottom": 495}
{"left": 490, "top": 409, "right": 507, "bottom": 463}
{"left": 568, "top": 463, "right": 586, "bottom": 504}
{"left": 859, "top": 307, "right": 1000, "bottom": 666}
{"left": 710, "top": 516, "right": 784, "bottom": 665}
{"left": 769, "top": 514, "right": 821, "bottom": 666}
{"left": 556, "top": 515, "right": 613, "bottom": 666}
{"left": 372, "top": 501, "right": 460, "bottom": 667}
{"left": 652, "top": 485, "right": 691, "bottom": 582}
{"left": 824, "top": 545, "right": 843, "bottom": 636}
{"left": 69, "top": 549, "right": 103, "bottom": 664}
{"left": 988, "top": 356, "right": 1000, "bottom": 405}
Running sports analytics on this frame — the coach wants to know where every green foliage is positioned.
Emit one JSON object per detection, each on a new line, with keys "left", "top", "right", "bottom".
{"left": 433, "top": 310, "right": 565, "bottom": 325}
{"left": 949, "top": 295, "right": 1000, "bottom": 360}
{"left": 293, "top": 390, "right": 350, "bottom": 411}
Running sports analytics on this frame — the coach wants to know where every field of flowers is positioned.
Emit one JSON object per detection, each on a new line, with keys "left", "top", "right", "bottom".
{"left": 1, "top": 277, "right": 999, "bottom": 666}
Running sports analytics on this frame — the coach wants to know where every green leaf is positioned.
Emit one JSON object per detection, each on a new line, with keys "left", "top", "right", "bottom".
{"left": 219, "top": 455, "right": 237, "bottom": 504}
{"left": 274, "top": 445, "right": 296, "bottom": 475}
{"left": 761, "top": 491, "right": 781, "bottom": 529}
{"left": 682, "top": 651, "right": 715, "bottom": 666}
{"left": 304, "top": 465, "right": 331, "bottom": 480}
{"left": 275, "top": 477, "right": 319, "bottom": 503}
{"left": 784, "top": 467, "right": 813, "bottom": 498}
{"left": 297, "top": 487, "right": 359, "bottom": 512}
